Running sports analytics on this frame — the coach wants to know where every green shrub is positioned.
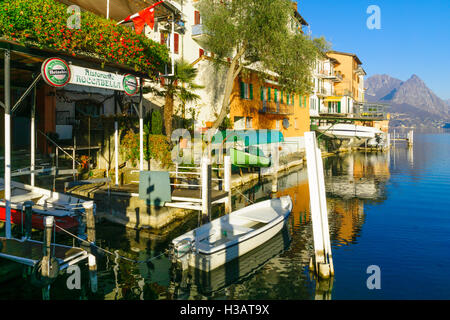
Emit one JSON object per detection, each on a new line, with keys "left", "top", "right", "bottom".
{"left": 0, "top": 0, "right": 169, "bottom": 76}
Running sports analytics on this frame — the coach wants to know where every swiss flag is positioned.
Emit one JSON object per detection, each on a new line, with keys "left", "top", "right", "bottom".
{"left": 118, "top": 1, "right": 164, "bottom": 34}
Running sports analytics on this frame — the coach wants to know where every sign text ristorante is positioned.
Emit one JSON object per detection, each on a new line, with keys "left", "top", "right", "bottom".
{"left": 41, "top": 58, "right": 139, "bottom": 95}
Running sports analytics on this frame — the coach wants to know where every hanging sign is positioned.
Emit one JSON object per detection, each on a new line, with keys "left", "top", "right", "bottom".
{"left": 41, "top": 58, "right": 71, "bottom": 87}
{"left": 69, "top": 65, "right": 139, "bottom": 95}
{"left": 123, "top": 74, "right": 139, "bottom": 96}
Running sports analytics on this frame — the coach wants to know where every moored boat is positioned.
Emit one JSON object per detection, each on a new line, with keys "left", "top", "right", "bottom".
{"left": 171, "top": 196, "right": 293, "bottom": 271}
{"left": 0, "top": 179, "right": 87, "bottom": 231}
{"left": 317, "top": 123, "right": 382, "bottom": 139}
{"left": 229, "top": 147, "right": 271, "bottom": 168}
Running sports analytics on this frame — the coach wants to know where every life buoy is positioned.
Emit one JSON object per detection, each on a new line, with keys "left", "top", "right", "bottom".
{"left": 30, "top": 257, "right": 60, "bottom": 288}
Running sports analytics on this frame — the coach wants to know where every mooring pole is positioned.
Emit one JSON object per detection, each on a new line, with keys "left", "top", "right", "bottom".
{"left": 31, "top": 85, "right": 36, "bottom": 186}
{"left": 201, "top": 157, "right": 212, "bottom": 224}
{"left": 42, "top": 216, "right": 54, "bottom": 278}
{"left": 139, "top": 78, "right": 144, "bottom": 172}
{"left": 83, "top": 200, "right": 98, "bottom": 293}
{"left": 4, "top": 49, "right": 12, "bottom": 239}
{"left": 271, "top": 142, "right": 280, "bottom": 194}
{"left": 23, "top": 201, "right": 33, "bottom": 239}
{"left": 224, "top": 155, "right": 232, "bottom": 214}
{"left": 114, "top": 120, "right": 119, "bottom": 186}
{"left": 305, "top": 131, "right": 334, "bottom": 279}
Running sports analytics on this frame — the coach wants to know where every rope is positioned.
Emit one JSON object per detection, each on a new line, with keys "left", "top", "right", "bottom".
{"left": 234, "top": 188, "right": 254, "bottom": 204}
{"left": 54, "top": 224, "right": 168, "bottom": 264}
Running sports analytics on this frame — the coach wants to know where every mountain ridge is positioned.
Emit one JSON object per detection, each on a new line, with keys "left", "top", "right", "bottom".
{"left": 365, "top": 74, "right": 450, "bottom": 128}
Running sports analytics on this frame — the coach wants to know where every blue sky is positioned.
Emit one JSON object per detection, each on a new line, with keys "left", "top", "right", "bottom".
{"left": 298, "top": 0, "right": 450, "bottom": 100}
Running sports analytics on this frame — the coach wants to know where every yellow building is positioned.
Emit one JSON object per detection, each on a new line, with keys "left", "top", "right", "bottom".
{"left": 230, "top": 71, "right": 310, "bottom": 142}
{"left": 327, "top": 51, "right": 366, "bottom": 115}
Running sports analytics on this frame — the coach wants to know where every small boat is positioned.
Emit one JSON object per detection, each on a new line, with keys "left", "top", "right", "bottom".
{"left": 229, "top": 146, "right": 271, "bottom": 168}
{"left": 0, "top": 179, "right": 87, "bottom": 231}
{"left": 171, "top": 196, "right": 293, "bottom": 271}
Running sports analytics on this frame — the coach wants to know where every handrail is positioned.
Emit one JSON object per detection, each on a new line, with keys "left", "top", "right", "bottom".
{"left": 38, "top": 130, "right": 81, "bottom": 165}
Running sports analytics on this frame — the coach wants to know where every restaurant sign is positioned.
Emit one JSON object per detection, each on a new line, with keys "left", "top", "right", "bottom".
{"left": 69, "top": 65, "right": 139, "bottom": 95}
{"left": 41, "top": 58, "right": 71, "bottom": 87}
{"left": 41, "top": 58, "right": 139, "bottom": 95}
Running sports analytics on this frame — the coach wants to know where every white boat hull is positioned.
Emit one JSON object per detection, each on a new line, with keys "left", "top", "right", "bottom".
{"left": 317, "top": 124, "right": 382, "bottom": 140}
{"left": 172, "top": 197, "right": 292, "bottom": 271}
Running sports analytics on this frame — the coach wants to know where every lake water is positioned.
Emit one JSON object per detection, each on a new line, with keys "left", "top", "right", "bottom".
{"left": 1, "top": 132, "right": 449, "bottom": 300}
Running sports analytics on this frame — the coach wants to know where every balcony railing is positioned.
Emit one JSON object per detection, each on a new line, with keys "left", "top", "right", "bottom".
{"left": 260, "top": 101, "right": 294, "bottom": 115}
{"left": 192, "top": 24, "right": 205, "bottom": 37}
{"left": 316, "top": 87, "right": 334, "bottom": 96}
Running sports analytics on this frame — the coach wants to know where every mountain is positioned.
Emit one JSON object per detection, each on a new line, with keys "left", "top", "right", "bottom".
{"left": 365, "top": 74, "right": 450, "bottom": 128}
{"left": 365, "top": 74, "right": 403, "bottom": 102}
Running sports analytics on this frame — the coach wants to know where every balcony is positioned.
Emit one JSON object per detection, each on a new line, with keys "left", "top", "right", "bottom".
{"left": 260, "top": 101, "right": 294, "bottom": 115}
{"left": 317, "top": 69, "right": 343, "bottom": 82}
{"left": 316, "top": 87, "right": 334, "bottom": 97}
{"left": 192, "top": 24, "right": 206, "bottom": 39}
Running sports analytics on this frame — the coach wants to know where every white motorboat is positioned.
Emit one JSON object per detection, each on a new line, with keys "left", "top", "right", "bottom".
{"left": 317, "top": 123, "right": 383, "bottom": 139}
{"left": 171, "top": 196, "right": 293, "bottom": 271}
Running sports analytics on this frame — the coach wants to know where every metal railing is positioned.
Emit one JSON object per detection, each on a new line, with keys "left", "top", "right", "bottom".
{"left": 260, "top": 101, "right": 294, "bottom": 115}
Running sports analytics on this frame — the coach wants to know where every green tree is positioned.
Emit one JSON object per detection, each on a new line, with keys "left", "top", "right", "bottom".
{"left": 197, "top": 0, "right": 329, "bottom": 135}
{"left": 157, "top": 59, "right": 204, "bottom": 138}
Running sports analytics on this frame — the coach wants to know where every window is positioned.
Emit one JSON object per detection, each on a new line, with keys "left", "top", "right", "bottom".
{"left": 194, "top": 11, "right": 201, "bottom": 25}
{"left": 160, "top": 33, "right": 167, "bottom": 45}
{"left": 174, "top": 33, "right": 179, "bottom": 54}
{"left": 75, "top": 100, "right": 103, "bottom": 118}
{"left": 246, "top": 117, "right": 253, "bottom": 129}
{"left": 280, "top": 91, "right": 284, "bottom": 104}
{"left": 274, "top": 89, "right": 278, "bottom": 103}
{"left": 234, "top": 116, "right": 245, "bottom": 130}
{"left": 291, "top": 94, "right": 295, "bottom": 106}
{"left": 276, "top": 120, "right": 280, "bottom": 130}
{"left": 240, "top": 82, "right": 253, "bottom": 100}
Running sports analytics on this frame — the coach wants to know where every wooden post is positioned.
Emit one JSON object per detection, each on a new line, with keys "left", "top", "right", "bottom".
{"left": 271, "top": 142, "right": 279, "bottom": 194}
{"left": 114, "top": 120, "right": 119, "bottom": 186}
{"left": 305, "top": 131, "right": 334, "bottom": 279}
{"left": 83, "top": 200, "right": 97, "bottom": 293}
{"left": 23, "top": 201, "right": 33, "bottom": 239}
{"left": 408, "top": 130, "right": 414, "bottom": 147}
{"left": 4, "top": 49, "right": 12, "bottom": 239}
{"left": 73, "top": 135, "right": 76, "bottom": 181}
{"left": 42, "top": 216, "right": 54, "bottom": 278}
{"left": 139, "top": 78, "right": 144, "bottom": 172}
{"left": 201, "top": 157, "right": 212, "bottom": 224}
{"left": 224, "top": 155, "right": 232, "bottom": 214}
{"left": 31, "top": 85, "right": 36, "bottom": 187}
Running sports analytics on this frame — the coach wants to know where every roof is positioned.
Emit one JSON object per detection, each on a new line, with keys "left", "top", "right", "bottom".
{"left": 328, "top": 51, "right": 363, "bottom": 65}
{"left": 57, "top": 0, "right": 181, "bottom": 22}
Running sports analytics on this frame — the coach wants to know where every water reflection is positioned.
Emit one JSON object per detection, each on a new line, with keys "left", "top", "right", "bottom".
{"left": 0, "top": 149, "right": 393, "bottom": 300}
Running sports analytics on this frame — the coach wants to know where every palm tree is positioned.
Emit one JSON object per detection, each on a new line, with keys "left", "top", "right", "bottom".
{"left": 158, "top": 59, "right": 203, "bottom": 138}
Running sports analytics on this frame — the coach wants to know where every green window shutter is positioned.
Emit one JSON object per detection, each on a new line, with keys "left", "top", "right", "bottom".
{"left": 281, "top": 91, "right": 284, "bottom": 104}
{"left": 240, "top": 82, "right": 245, "bottom": 99}
{"left": 292, "top": 94, "right": 295, "bottom": 106}
{"left": 338, "top": 101, "right": 341, "bottom": 113}
{"left": 260, "top": 87, "right": 264, "bottom": 101}
{"left": 304, "top": 96, "right": 306, "bottom": 108}
{"left": 249, "top": 84, "right": 253, "bottom": 100}
{"left": 274, "top": 89, "right": 278, "bottom": 102}
{"left": 268, "top": 87, "right": 271, "bottom": 101}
